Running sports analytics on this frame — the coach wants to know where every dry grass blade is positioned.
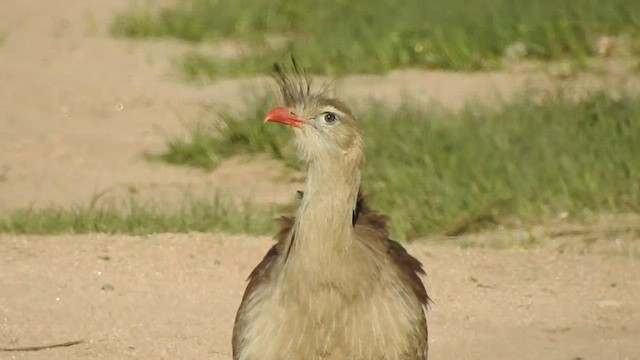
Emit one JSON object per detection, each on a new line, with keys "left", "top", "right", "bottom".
{"left": 443, "top": 199, "right": 510, "bottom": 236}
{"left": 0, "top": 339, "right": 84, "bottom": 352}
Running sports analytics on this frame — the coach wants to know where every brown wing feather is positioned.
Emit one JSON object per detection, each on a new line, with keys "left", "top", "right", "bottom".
{"left": 232, "top": 216, "right": 293, "bottom": 356}
{"left": 353, "top": 192, "right": 430, "bottom": 306}
{"left": 241, "top": 216, "right": 294, "bottom": 301}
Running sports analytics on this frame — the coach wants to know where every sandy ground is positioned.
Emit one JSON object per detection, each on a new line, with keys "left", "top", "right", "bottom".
{"left": 1, "top": 0, "right": 640, "bottom": 359}
{"left": 1, "top": 234, "right": 639, "bottom": 360}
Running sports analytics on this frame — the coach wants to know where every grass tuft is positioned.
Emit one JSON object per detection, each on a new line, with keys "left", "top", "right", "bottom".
{"left": 111, "top": 0, "right": 640, "bottom": 78}
{"left": 153, "top": 91, "right": 640, "bottom": 240}
{"left": 149, "top": 97, "right": 299, "bottom": 169}
{"left": 0, "top": 195, "right": 276, "bottom": 235}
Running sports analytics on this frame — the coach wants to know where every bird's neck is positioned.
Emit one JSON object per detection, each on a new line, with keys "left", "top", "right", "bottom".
{"left": 289, "top": 158, "right": 361, "bottom": 261}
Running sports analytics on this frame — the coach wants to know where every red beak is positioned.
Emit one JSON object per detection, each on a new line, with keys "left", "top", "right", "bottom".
{"left": 264, "top": 107, "right": 307, "bottom": 128}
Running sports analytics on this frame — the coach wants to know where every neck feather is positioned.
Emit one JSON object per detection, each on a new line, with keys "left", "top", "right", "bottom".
{"left": 289, "top": 155, "right": 361, "bottom": 260}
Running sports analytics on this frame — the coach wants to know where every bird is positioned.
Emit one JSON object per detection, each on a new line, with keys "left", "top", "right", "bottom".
{"left": 232, "top": 59, "right": 429, "bottom": 360}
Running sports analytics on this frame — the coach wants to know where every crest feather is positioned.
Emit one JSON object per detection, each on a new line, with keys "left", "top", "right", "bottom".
{"left": 272, "top": 56, "right": 332, "bottom": 107}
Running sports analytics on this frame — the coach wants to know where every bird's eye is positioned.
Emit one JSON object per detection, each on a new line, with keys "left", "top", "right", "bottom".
{"left": 322, "top": 112, "right": 338, "bottom": 124}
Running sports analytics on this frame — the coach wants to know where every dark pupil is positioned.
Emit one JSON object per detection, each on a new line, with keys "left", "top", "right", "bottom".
{"left": 324, "top": 112, "right": 337, "bottom": 123}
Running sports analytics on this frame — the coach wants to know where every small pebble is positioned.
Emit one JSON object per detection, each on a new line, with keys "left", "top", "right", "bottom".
{"left": 101, "top": 283, "right": 114, "bottom": 292}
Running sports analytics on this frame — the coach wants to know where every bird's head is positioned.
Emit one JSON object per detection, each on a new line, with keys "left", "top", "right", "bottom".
{"left": 264, "top": 60, "right": 363, "bottom": 166}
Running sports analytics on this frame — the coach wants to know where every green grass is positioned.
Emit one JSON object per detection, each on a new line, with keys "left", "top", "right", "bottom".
{"left": 152, "top": 91, "right": 640, "bottom": 240}
{"left": 0, "top": 195, "right": 275, "bottom": 235}
{"left": 149, "top": 96, "right": 299, "bottom": 169}
{"left": 111, "top": 0, "right": 640, "bottom": 78}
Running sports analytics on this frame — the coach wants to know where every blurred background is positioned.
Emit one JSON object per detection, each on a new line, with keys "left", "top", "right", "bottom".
{"left": 2, "top": 0, "right": 638, "bottom": 239}
{"left": 113, "top": 0, "right": 640, "bottom": 77}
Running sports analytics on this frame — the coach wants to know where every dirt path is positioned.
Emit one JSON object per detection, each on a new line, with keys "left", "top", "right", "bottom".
{"left": 1, "top": 234, "right": 639, "bottom": 360}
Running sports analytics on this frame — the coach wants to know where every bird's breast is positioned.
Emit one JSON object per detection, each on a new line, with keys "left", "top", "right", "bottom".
{"left": 234, "top": 248, "right": 426, "bottom": 360}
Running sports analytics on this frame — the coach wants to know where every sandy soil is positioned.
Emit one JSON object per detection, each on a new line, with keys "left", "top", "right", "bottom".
{"left": 1, "top": 234, "right": 639, "bottom": 360}
{"left": 1, "top": 0, "right": 639, "bottom": 359}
